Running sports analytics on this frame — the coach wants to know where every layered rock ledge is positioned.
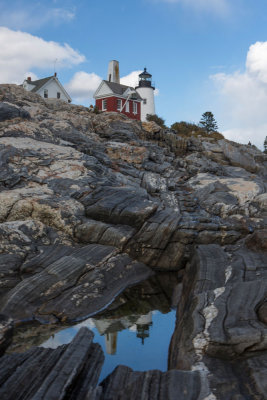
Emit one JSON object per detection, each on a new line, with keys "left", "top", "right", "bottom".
{"left": 0, "top": 84, "right": 266, "bottom": 399}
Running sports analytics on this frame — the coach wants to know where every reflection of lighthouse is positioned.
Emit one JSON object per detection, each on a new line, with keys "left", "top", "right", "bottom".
{"left": 105, "top": 332, "right": 118, "bottom": 355}
{"left": 135, "top": 312, "right": 153, "bottom": 345}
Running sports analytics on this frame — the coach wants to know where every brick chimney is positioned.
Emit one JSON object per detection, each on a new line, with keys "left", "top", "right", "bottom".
{"left": 54, "top": 72, "right": 57, "bottom": 77}
{"left": 27, "top": 77, "right": 31, "bottom": 82}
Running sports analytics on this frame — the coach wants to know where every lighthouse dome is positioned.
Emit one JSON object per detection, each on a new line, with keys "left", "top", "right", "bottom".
{"left": 136, "top": 68, "right": 155, "bottom": 89}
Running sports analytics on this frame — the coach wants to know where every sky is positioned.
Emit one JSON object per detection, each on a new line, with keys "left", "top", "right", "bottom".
{"left": 1, "top": 0, "right": 267, "bottom": 149}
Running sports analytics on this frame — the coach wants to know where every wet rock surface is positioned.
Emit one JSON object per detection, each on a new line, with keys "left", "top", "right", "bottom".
{"left": 0, "top": 327, "right": 104, "bottom": 400}
{"left": 0, "top": 84, "right": 266, "bottom": 398}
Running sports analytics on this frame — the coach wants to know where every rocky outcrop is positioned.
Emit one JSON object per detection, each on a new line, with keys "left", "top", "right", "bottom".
{"left": 0, "top": 327, "right": 104, "bottom": 400}
{"left": 0, "top": 84, "right": 266, "bottom": 398}
{"left": 0, "top": 102, "right": 30, "bottom": 122}
{"left": 97, "top": 365, "right": 211, "bottom": 400}
{"left": 168, "top": 235, "right": 267, "bottom": 399}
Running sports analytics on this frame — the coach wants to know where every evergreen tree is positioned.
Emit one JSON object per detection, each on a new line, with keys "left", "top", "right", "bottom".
{"left": 264, "top": 136, "right": 267, "bottom": 153}
{"left": 199, "top": 111, "right": 218, "bottom": 133}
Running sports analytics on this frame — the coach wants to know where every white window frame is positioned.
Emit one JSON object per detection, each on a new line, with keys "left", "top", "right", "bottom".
{"left": 102, "top": 99, "right": 107, "bottom": 111}
{"left": 57, "top": 92, "right": 61, "bottom": 99}
{"left": 44, "top": 89, "right": 48, "bottom": 98}
{"left": 125, "top": 101, "right": 129, "bottom": 112}
{"left": 117, "top": 99, "right": 122, "bottom": 111}
{"left": 133, "top": 102, "right": 138, "bottom": 114}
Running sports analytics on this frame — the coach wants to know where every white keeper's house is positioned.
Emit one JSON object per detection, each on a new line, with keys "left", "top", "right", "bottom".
{"left": 22, "top": 73, "right": 71, "bottom": 103}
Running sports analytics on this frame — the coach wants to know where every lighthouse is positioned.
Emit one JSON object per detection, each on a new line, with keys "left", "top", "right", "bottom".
{"left": 135, "top": 68, "right": 155, "bottom": 122}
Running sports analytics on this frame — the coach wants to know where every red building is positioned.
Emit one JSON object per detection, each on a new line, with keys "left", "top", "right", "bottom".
{"left": 94, "top": 80, "right": 142, "bottom": 121}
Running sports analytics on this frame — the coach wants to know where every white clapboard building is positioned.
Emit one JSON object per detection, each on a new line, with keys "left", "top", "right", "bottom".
{"left": 22, "top": 73, "right": 71, "bottom": 103}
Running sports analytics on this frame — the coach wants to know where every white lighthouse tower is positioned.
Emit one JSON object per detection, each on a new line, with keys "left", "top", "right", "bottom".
{"left": 135, "top": 68, "right": 155, "bottom": 122}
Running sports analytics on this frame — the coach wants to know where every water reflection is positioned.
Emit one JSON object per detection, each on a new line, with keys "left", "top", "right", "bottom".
{"left": 94, "top": 311, "right": 153, "bottom": 354}
{"left": 40, "top": 309, "right": 175, "bottom": 381}
{"left": 8, "top": 272, "right": 180, "bottom": 380}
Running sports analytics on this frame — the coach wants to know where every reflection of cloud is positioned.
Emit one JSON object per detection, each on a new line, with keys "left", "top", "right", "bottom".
{"left": 40, "top": 319, "right": 96, "bottom": 349}
{"left": 74, "top": 318, "right": 96, "bottom": 330}
{"left": 41, "top": 330, "right": 74, "bottom": 349}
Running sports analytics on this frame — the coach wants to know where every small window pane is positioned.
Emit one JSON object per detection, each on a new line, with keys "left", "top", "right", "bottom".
{"left": 102, "top": 99, "right": 107, "bottom": 110}
{"left": 126, "top": 102, "right": 129, "bottom": 112}
{"left": 57, "top": 92, "right": 61, "bottom": 99}
{"left": 44, "top": 89, "right": 48, "bottom": 98}
{"left": 117, "top": 99, "right": 122, "bottom": 111}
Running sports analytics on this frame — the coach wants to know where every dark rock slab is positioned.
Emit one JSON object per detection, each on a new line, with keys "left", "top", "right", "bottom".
{"left": 203, "top": 353, "right": 267, "bottom": 400}
{"left": 169, "top": 243, "right": 267, "bottom": 370}
{"left": 95, "top": 119, "right": 140, "bottom": 142}
{"left": 98, "top": 365, "right": 210, "bottom": 400}
{"left": 0, "top": 314, "right": 13, "bottom": 357}
{"left": 0, "top": 103, "right": 30, "bottom": 122}
{"left": 0, "top": 327, "right": 104, "bottom": 400}
{"left": 0, "top": 254, "right": 23, "bottom": 295}
{"left": 219, "top": 140, "right": 258, "bottom": 173}
{"left": 39, "top": 252, "right": 153, "bottom": 322}
{"left": 75, "top": 219, "right": 135, "bottom": 249}
{"left": 0, "top": 235, "right": 153, "bottom": 322}
{"left": 82, "top": 186, "right": 158, "bottom": 228}
{"left": 125, "top": 209, "right": 183, "bottom": 270}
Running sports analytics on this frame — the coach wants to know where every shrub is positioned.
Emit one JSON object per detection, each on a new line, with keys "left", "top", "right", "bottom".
{"left": 171, "top": 121, "right": 205, "bottom": 137}
{"left": 146, "top": 114, "right": 166, "bottom": 128}
{"left": 171, "top": 120, "right": 224, "bottom": 140}
{"left": 93, "top": 105, "right": 100, "bottom": 114}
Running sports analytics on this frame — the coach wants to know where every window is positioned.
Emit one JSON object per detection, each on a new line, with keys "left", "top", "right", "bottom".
{"left": 117, "top": 99, "right": 122, "bottom": 111}
{"left": 143, "top": 99, "right": 147, "bottom": 104}
{"left": 57, "top": 92, "right": 61, "bottom": 99}
{"left": 133, "top": 102, "right": 138, "bottom": 114}
{"left": 44, "top": 89, "right": 48, "bottom": 98}
{"left": 125, "top": 101, "right": 129, "bottom": 112}
{"left": 102, "top": 99, "right": 107, "bottom": 110}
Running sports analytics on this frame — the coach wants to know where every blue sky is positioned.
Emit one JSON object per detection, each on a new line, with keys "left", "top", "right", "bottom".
{"left": 1, "top": 0, "right": 267, "bottom": 148}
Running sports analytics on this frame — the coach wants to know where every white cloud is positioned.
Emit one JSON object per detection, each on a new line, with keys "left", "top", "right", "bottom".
{"left": 211, "top": 41, "right": 267, "bottom": 150}
{"left": 121, "top": 70, "right": 159, "bottom": 96}
{"left": 65, "top": 71, "right": 102, "bottom": 102}
{"left": 246, "top": 42, "right": 267, "bottom": 83}
{"left": 0, "top": 4, "right": 75, "bottom": 30}
{"left": 0, "top": 27, "right": 85, "bottom": 83}
{"left": 120, "top": 70, "right": 142, "bottom": 88}
{"left": 153, "top": 0, "right": 229, "bottom": 15}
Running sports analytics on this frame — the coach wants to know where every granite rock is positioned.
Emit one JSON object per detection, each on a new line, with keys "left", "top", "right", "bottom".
{"left": 0, "top": 84, "right": 266, "bottom": 399}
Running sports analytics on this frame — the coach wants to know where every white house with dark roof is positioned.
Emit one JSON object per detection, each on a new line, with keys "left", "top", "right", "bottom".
{"left": 22, "top": 73, "right": 71, "bottom": 103}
